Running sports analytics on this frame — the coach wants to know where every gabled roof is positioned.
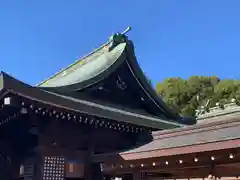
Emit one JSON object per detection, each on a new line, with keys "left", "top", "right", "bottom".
{"left": 36, "top": 28, "right": 196, "bottom": 126}
{"left": 92, "top": 117, "right": 240, "bottom": 162}
{"left": 124, "top": 119, "right": 240, "bottom": 156}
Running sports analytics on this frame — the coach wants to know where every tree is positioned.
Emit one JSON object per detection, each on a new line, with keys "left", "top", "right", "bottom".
{"left": 214, "top": 80, "right": 240, "bottom": 101}
{"left": 155, "top": 76, "right": 239, "bottom": 117}
{"left": 156, "top": 77, "right": 189, "bottom": 114}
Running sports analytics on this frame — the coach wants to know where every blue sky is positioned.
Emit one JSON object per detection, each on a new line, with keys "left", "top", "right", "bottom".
{"left": 0, "top": 0, "right": 239, "bottom": 85}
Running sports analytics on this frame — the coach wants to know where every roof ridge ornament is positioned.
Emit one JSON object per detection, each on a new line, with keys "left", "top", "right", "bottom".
{"left": 38, "top": 27, "right": 132, "bottom": 86}
{"left": 121, "top": 26, "right": 132, "bottom": 35}
{"left": 107, "top": 27, "right": 132, "bottom": 51}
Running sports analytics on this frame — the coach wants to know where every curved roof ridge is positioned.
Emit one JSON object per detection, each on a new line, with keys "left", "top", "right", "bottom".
{"left": 37, "top": 27, "right": 132, "bottom": 87}
{"left": 124, "top": 42, "right": 196, "bottom": 125}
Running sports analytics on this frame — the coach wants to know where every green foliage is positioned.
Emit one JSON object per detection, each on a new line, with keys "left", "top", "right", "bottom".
{"left": 155, "top": 76, "right": 240, "bottom": 117}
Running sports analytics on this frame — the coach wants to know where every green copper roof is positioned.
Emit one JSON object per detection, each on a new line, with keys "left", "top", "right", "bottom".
{"left": 36, "top": 28, "right": 196, "bottom": 126}
{"left": 39, "top": 42, "right": 126, "bottom": 87}
{"left": 38, "top": 27, "right": 131, "bottom": 87}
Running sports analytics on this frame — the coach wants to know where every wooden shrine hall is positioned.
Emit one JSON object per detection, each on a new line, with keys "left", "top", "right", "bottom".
{"left": 0, "top": 27, "right": 239, "bottom": 180}
{"left": 97, "top": 110, "right": 240, "bottom": 179}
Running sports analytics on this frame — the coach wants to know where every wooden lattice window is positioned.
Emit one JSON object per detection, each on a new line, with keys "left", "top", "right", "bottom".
{"left": 42, "top": 156, "right": 65, "bottom": 180}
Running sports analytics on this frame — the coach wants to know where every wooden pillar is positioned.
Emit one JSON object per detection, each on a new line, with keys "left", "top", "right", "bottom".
{"left": 133, "top": 171, "right": 141, "bottom": 180}
{"left": 104, "top": 175, "right": 112, "bottom": 180}
{"left": 84, "top": 136, "right": 104, "bottom": 180}
{"left": 122, "top": 173, "right": 136, "bottom": 180}
{"left": 84, "top": 160, "right": 103, "bottom": 180}
{"left": 0, "top": 155, "right": 14, "bottom": 180}
{"left": 22, "top": 113, "right": 42, "bottom": 180}
{"left": 84, "top": 159, "right": 92, "bottom": 180}
{"left": 0, "top": 140, "right": 17, "bottom": 180}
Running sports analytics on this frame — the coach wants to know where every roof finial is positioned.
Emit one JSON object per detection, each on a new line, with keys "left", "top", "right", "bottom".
{"left": 107, "top": 27, "right": 132, "bottom": 51}
{"left": 121, "top": 26, "right": 132, "bottom": 35}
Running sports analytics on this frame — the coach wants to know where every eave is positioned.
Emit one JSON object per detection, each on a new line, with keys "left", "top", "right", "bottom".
{"left": 0, "top": 72, "right": 183, "bottom": 129}
{"left": 92, "top": 117, "right": 240, "bottom": 162}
